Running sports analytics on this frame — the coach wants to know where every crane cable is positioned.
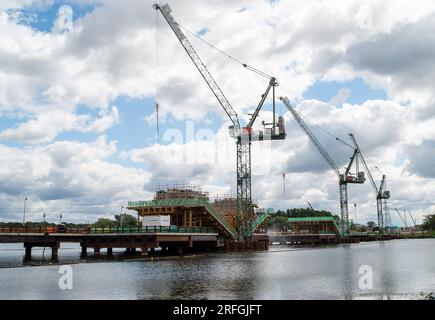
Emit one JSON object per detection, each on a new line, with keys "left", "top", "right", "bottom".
{"left": 177, "top": 21, "right": 354, "bottom": 151}
{"left": 155, "top": 9, "right": 162, "bottom": 151}
{"left": 282, "top": 96, "right": 354, "bottom": 150}
{"left": 177, "top": 23, "right": 273, "bottom": 80}
{"left": 296, "top": 109, "right": 354, "bottom": 149}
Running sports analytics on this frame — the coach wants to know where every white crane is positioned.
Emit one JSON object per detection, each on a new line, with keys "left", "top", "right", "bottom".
{"left": 154, "top": 3, "right": 286, "bottom": 239}
{"left": 280, "top": 97, "right": 365, "bottom": 236}
{"left": 348, "top": 134, "right": 391, "bottom": 235}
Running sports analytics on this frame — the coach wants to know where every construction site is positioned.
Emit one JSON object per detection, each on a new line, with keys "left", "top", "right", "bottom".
{"left": 0, "top": 3, "right": 417, "bottom": 261}
{"left": 124, "top": 3, "right": 405, "bottom": 249}
{"left": 127, "top": 184, "right": 270, "bottom": 251}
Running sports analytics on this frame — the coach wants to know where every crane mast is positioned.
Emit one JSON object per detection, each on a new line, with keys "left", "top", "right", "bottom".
{"left": 348, "top": 134, "right": 391, "bottom": 234}
{"left": 154, "top": 3, "right": 285, "bottom": 239}
{"left": 280, "top": 96, "right": 364, "bottom": 236}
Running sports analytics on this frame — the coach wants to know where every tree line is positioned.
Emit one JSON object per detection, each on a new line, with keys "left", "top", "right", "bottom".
{"left": 0, "top": 213, "right": 138, "bottom": 229}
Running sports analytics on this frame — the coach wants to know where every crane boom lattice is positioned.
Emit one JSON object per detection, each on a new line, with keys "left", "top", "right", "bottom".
{"left": 280, "top": 97, "right": 340, "bottom": 176}
{"left": 349, "top": 134, "right": 391, "bottom": 234}
{"left": 154, "top": 3, "right": 240, "bottom": 132}
{"left": 154, "top": 3, "right": 285, "bottom": 239}
{"left": 279, "top": 96, "right": 366, "bottom": 236}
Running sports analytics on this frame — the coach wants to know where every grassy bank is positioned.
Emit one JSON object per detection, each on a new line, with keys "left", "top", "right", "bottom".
{"left": 401, "top": 231, "right": 435, "bottom": 239}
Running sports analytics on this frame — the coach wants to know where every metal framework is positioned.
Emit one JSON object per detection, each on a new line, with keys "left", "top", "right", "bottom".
{"left": 408, "top": 210, "right": 417, "bottom": 226}
{"left": 349, "top": 134, "right": 390, "bottom": 234}
{"left": 154, "top": 3, "right": 285, "bottom": 239}
{"left": 280, "top": 97, "right": 365, "bottom": 236}
{"left": 395, "top": 208, "right": 408, "bottom": 228}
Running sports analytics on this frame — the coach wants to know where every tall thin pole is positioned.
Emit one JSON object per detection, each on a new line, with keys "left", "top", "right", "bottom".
{"left": 23, "top": 197, "right": 28, "bottom": 225}
{"left": 120, "top": 206, "right": 124, "bottom": 231}
{"left": 156, "top": 103, "right": 160, "bottom": 145}
{"left": 155, "top": 8, "right": 160, "bottom": 146}
{"left": 282, "top": 173, "right": 285, "bottom": 201}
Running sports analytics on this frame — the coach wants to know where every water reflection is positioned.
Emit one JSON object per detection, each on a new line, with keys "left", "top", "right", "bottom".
{"left": 0, "top": 239, "right": 434, "bottom": 299}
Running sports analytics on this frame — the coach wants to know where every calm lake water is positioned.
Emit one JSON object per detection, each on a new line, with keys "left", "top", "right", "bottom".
{"left": 0, "top": 239, "right": 434, "bottom": 299}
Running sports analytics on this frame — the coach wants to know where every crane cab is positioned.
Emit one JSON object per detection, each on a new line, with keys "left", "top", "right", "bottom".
{"left": 345, "top": 171, "right": 365, "bottom": 184}
{"left": 235, "top": 124, "right": 286, "bottom": 142}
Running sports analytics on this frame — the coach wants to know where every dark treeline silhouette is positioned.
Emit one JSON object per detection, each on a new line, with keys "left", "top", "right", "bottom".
{"left": 273, "top": 208, "right": 338, "bottom": 219}
{"left": 0, "top": 221, "right": 87, "bottom": 228}
{"left": 0, "top": 213, "right": 139, "bottom": 229}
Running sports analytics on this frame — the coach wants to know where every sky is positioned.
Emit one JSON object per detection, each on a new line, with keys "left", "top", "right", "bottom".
{"left": 1, "top": 0, "right": 435, "bottom": 226}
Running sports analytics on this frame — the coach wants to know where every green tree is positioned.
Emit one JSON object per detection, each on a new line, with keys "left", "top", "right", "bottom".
{"left": 422, "top": 214, "right": 435, "bottom": 231}
{"left": 367, "top": 221, "right": 376, "bottom": 229}
{"left": 114, "top": 214, "right": 138, "bottom": 227}
{"left": 285, "top": 208, "right": 334, "bottom": 218}
{"left": 92, "top": 218, "right": 116, "bottom": 228}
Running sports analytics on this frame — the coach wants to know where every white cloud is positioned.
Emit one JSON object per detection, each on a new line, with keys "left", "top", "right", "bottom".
{"left": 0, "top": 105, "right": 119, "bottom": 144}
{"left": 0, "top": 136, "right": 152, "bottom": 222}
{"left": 329, "top": 88, "right": 351, "bottom": 106}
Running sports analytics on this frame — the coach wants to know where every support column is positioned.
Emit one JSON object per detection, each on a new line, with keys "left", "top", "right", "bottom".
{"left": 51, "top": 246, "right": 59, "bottom": 261}
{"left": 81, "top": 243, "right": 87, "bottom": 257}
{"left": 107, "top": 248, "right": 113, "bottom": 255}
{"left": 24, "top": 243, "right": 32, "bottom": 261}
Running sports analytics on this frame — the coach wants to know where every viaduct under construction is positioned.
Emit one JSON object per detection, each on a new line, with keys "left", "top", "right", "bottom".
{"left": 0, "top": 3, "right": 402, "bottom": 262}
{"left": 151, "top": 3, "right": 394, "bottom": 241}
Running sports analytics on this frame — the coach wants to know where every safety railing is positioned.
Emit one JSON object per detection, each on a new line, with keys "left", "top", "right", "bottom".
{"left": 88, "top": 225, "right": 216, "bottom": 234}
{"left": 318, "top": 230, "right": 336, "bottom": 235}
{"left": 0, "top": 226, "right": 87, "bottom": 234}
{"left": 0, "top": 225, "right": 217, "bottom": 234}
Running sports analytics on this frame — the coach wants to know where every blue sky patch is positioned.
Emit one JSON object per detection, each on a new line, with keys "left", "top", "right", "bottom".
{"left": 6, "top": 1, "right": 98, "bottom": 33}
{"left": 303, "top": 78, "right": 387, "bottom": 105}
